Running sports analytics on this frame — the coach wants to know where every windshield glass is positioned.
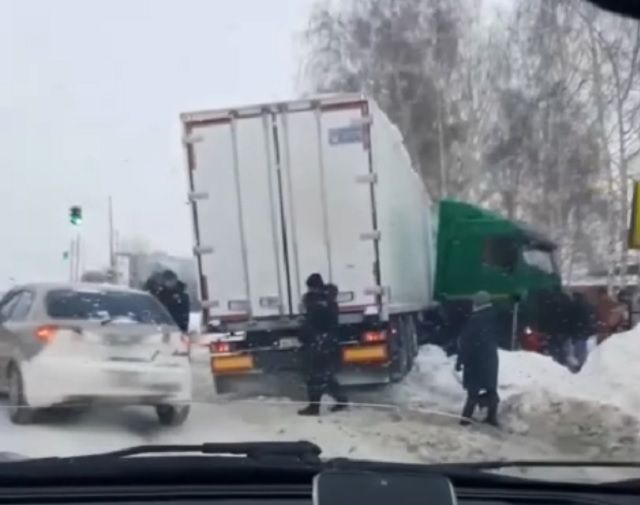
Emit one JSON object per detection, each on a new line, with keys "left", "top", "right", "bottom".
{"left": 522, "top": 248, "right": 556, "bottom": 275}
{"left": 46, "top": 289, "right": 174, "bottom": 325}
{"left": 3, "top": 0, "right": 640, "bottom": 486}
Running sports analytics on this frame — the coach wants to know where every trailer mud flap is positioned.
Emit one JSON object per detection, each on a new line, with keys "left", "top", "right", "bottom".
{"left": 214, "top": 371, "right": 307, "bottom": 399}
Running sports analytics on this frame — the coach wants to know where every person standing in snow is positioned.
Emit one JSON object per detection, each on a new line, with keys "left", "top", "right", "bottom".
{"left": 456, "top": 291, "right": 500, "bottom": 427}
{"left": 297, "top": 273, "right": 348, "bottom": 416}
{"left": 547, "top": 289, "right": 573, "bottom": 366}
{"left": 568, "top": 292, "right": 596, "bottom": 372}
{"left": 144, "top": 269, "right": 190, "bottom": 332}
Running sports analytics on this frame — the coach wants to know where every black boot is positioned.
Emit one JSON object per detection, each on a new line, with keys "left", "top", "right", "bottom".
{"left": 299, "top": 384, "right": 322, "bottom": 416}
{"left": 327, "top": 377, "right": 348, "bottom": 412}
{"left": 460, "top": 392, "right": 477, "bottom": 426}
{"left": 298, "top": 404, "right": 320, "bottom": 416}
{"left": 330, "top": 402, "right": 348, "bottom": 413}
{"left": 483, "top": 391, "right": 500, "bottom": 427}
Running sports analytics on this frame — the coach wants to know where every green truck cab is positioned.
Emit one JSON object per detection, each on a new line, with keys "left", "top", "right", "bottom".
{"left": 431, "top": 200, "right": 561, "bottom": 348}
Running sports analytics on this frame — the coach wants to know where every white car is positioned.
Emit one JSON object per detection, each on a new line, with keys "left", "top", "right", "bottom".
{"left": 0, "top": 283, "right": 192, "bottom": 425}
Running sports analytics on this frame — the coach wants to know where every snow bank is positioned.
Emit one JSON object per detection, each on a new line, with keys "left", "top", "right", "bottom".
{"left": 580, "top": 327, "right": 640, "bottom": 413}
{"left": 389, "top": 338, "right": 640, "bottom": 455}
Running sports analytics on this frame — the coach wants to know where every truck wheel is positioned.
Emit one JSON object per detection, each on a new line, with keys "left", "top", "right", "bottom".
{"left": 8, "top": 365, "right": 34, "bottom": 425}
{"left": 406, "top": 315, "right": 419, "bottom": 358}
{"left": 389, "top": 318, "right": 409, "bottom": 381}
{"left": 401, "top": 316, "right": 417, "bottom": 371}
{"left": 213, "top": 375, "right": 233, "bottom": 395}
{"left": 156, "top": 404, "right": 190, "bottom": 426}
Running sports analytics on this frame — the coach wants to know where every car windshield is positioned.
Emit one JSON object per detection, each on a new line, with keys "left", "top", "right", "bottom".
{"left": 3, "top": 0, "right": 640, "bottom": 487}
{"left": 46, "top": 289, "right": 174, "bottom": 326}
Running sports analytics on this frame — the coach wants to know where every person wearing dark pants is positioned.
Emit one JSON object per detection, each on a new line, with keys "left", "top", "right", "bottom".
{"left": 456, "top": 291, "right": 500, "bottom": 427}
{"left": 568, "top": 292, "right": 596, "bottom": 372}
{"left": 298, "top": 273, "right": 348, "bottom": 416}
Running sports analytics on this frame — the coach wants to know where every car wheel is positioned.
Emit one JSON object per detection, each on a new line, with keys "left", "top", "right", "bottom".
{"left": 155, "top": 404, "right": 190, "bottom": 426}
{"left": 8, "top": 365, "right": 34, "bottom": 425}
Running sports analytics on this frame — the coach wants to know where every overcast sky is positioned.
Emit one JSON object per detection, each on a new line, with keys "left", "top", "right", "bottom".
{"left": 0, "top": 0, "right": 315, "bottom": 290}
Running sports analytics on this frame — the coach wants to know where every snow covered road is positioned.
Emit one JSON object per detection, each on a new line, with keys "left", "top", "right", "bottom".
{"left": 0, "top": 330, "right": 639, "bottom": 484}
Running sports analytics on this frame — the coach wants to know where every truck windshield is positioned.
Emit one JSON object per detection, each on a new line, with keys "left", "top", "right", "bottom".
{"left": 522, "top": 248, "right": 556, "bottom": 275}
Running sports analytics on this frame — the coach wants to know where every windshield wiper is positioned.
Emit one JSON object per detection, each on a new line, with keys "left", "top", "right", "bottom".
{"left": 61, "top": 441, "right": 322, "bottom": 464}
{"left": 425, "top": 459, "right": 640, "bottom": 471}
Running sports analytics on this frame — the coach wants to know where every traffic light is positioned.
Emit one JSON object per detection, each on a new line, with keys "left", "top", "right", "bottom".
{"left": 69, "top": 206, "right": 83, "bottom": 226}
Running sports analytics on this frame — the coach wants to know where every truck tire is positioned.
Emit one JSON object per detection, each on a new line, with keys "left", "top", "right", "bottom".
{"left": 406, "top": 315, "right": 419, "bottom": 358}
{"left": 213, "top": 375, "right": 234, "bottom": 395}
{"left": 401, "top": 316, "right": 416, "bottom": 372}
{"left": 389, "top": 317, "right": 409, "bottom": 382}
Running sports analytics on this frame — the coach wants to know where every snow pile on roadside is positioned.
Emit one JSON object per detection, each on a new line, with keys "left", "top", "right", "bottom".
{"left": 392, "top": 339, "right": 640, "bottom": 453}
{"left": 498, "top": 350, "right": 582, "bottom": 399}
{"left": 500, "top": 389, "right": 640, "bottom": 458}
{"left": 580, "top": 327, "right": 640, "bottom": 413}
{"left": 393, "top": 345, "right": 582, "bottom": 409}
{"left": 397, "top": 346, "right": 465, "bottom": 406}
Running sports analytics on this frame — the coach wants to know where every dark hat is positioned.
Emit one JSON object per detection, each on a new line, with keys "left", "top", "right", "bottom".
{"left": 306, "top": 273, "right": 324, "bottom": 289}
{"left": 161, "top": 269, "right": 177, "bottom": 281}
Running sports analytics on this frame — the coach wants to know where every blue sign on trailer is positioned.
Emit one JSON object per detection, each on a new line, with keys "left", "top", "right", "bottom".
{"left": 328, "top": 125, "right": 363, "bottom": 145}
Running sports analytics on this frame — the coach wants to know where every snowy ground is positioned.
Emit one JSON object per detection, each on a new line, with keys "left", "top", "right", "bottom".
{"left": 0, "top": 317, "right": 639, "bottom": 483}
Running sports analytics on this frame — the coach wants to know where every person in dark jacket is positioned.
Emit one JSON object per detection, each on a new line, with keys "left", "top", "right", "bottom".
{"left": 145, "top": 269, "right": 190, "bottom": 332}
{"left": 297, "top": 273, "right": 348, "bottom": 416}
{"left": 568, "top": 292, "right": 596, "bottom": 372}
{"left": 546, "top": 290, "right": 573, "bottom": 366}
{"left": 456, "top": 291, "right": 500, "bottom": 427}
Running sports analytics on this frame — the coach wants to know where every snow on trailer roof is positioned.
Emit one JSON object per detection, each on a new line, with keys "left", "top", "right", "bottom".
{"left": 180, "top": 93, "right": 368, "bottom": 124}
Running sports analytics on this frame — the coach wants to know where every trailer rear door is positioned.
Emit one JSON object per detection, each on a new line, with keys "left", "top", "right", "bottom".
{"left": 276, "top": 100, "right": 378, "bottom": 313}
{"left": 184, "top": 113, "right": 288, "bottom": 321}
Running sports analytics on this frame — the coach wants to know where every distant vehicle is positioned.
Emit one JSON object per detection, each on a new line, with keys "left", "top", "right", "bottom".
{"left": 181, "top": 94, "right": 434, "bottom": 392}
{"left": 0, "top": 283, "right": 191, "bottom": 425}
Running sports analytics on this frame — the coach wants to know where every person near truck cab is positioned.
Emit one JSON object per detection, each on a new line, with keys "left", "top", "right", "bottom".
{"left": 568, "top": 292, "right": 596, "bottom": 372}
{"left": 456, "top": 291, "right": 500, "bottom": 427}
{"left": 546, "top": 290, "right": 573, "bottom": 366}
{"left": 297, "top": 273, "right": 348, "bottom": 416}
{"left": 144, "top": 269, "right": 190, "bottom": 333}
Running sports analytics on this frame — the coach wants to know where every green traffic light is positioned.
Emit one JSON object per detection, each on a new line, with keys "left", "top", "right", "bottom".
{"left": 69, "top": 206, "right": 83, "bottom": 226}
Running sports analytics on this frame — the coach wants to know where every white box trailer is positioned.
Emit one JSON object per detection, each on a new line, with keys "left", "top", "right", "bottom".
{"left": 181, "top": 94, "right": 435, "bottom": 389}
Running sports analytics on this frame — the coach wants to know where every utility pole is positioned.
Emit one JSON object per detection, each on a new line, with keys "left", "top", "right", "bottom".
{"left": 108, "top": 195, "right": 115, "bottom": 271}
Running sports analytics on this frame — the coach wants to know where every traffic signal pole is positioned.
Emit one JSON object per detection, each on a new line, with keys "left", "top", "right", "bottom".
{"left": 68, "top": 205, "right": 83, "bottom": 281}
{"left": 69, "top": 239, "right": 75, "bottom": 282}
{"left": 75, "top": 234, "right": 82, "bottom": 282}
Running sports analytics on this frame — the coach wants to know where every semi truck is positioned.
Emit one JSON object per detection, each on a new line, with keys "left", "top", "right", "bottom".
{"left": 431, "top": 200, "right": 562, "bottom": 350}
{"left": 181, "top": 94, "right": 435, "bottom": 392}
